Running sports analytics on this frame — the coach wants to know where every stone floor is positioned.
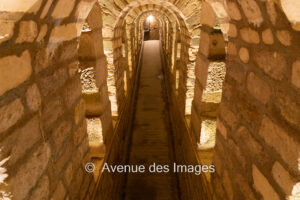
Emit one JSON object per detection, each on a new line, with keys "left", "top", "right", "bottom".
{"left": 124, "top": 40, "right": 180, "bottom": 200}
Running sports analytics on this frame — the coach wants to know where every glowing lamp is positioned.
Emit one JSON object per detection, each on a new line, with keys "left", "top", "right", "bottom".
{"left": 147, "top": 15, "right": 154, "bottom": 22}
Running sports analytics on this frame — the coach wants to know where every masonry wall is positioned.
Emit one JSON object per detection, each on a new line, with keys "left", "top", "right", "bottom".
{"left": 209, "top": 1, "right": 300, "bottom": 199}
{"left": 162, "top": 37, "right": 213, "bottom": 200}
{"left": 0, "top": 0, "right": 113, "bottom": 199}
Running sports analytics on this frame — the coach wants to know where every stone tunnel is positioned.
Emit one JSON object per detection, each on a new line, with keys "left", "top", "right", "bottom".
{"left": 0, "top": 0, "right": 299, "bottom": 199}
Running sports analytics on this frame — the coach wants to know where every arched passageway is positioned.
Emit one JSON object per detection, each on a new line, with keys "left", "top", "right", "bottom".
{"left": 0, "top": 0, "right": 299, "bottom": 200}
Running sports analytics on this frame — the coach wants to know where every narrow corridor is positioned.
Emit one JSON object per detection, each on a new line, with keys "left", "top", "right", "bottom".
{"left": 1, "top": 1, "right": 300, "bottom": 199}
{"left": 124, "top": 40, "right": 180, "bottom": 200}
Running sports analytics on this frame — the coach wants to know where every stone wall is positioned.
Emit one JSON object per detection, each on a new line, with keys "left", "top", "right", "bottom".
{"left": 0, "top": 0, "right": 113, "bottom": 199}
{"left": 190, "top": 1, "right": 300, "bottom": 200}
{"left": 162, "top": 34, "right": 213, "bottom": 200}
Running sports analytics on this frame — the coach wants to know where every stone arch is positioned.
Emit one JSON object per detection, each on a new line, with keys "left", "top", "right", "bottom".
{"left": 116, "top": 2, "right": 192, "bottom": 116}
{"left": 106, "top": 0, "right": 201, "bottom": 118}
{"left": 108, "top": 2, "right": 191, "bottom": 116}
{"left": 136, "top": 11, "right": 170, "bottom": 41}
{"left": 77, "top": 3, "right": 113, "bottom": 185}
{"left": 190, "top": 1, "right": 228, "bottom": 153}
{"left": 75, "top": 1, "right": 114, "bottom": 144}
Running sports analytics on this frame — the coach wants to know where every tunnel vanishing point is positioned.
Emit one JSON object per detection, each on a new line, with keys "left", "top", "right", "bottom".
{"left": 0, "top": 0, "right": 300, "bottom": 199}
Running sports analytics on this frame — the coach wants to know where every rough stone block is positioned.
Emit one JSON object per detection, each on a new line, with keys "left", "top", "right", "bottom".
{"left": 16, "top": 20, "right": 38, "bottom": 43}
{"left": 240, "top": 28, "right": 260, "bottom": 44}
{"left": 49, "top": 143, "right": 72, "bottom": 186}
{"left": 63, "top": 77, "right": 82, "bottom": 109}
{"left": 49, "top": 23, "right": 79, "bottom": 43}
{"left": 95, "top": 56, "right": 108, "bottom": 88}
{"left": 234, "top": 174, "right": 256, "bottom": 200}
{"left": 280, "top": 0, "right": 300, "bottom": 31}
{"left": 0, "top": 50, "right": 32, "bottom": 96}
{"left": 0, "top": 0, "right": 42, "bottom": 13}
{"left": 0, "top": 21, "right": 14, "bottom": 43}
{"left": 83, "top": 92, "right": 103, "bottom": 117}
{"left": 36, "top": 24, "right": 48, "bottom": 42}
{"left": 276, "top": 30, "right": 292, "bottom": 46}
{"left": 195, "top": 55, "right": 209, "bottom": 86}
{"left": 64, "top": 163, "right": 73, "bottom": 186}
{"left": 40, "top": 0, "right": 54, "bottom": 18}
{"left": 51, "top": 0, "right": 76, "bottom": 19}
{"left": 29, "top": 175, "right": 50, "bottom": 200}
{"left": 213, "top": 176, "right": 226, "bottom": 198}
{"left": 219, "top": 103, "right": 237, "bottom": 129}
{"left": 252, "top": 165, "right": 280, "bottom": 200}
{"left": 227, "top": 42, "right": 237, "bottom": 55}
{"left": 10, "top": 143, "right": 51, "bottom": 199}
{"left": 200, "top": 2, "right": 216, "bottom": 28}
{"left": 74, "top": 121, "right": 88, "bottom": 147}
{"left": 239, "top": 47, "right": 249, "bottom": 63}
{"left": 292, "top": 60, "right": 300, "bottom": 89}
{"left": 266, "top": 1, "right": 277, "bottom": 25}
{"left": 52, "top": 120, "right": 72, "bottom": 153}
{"left": 238, "top": 0, "right": 263, "bottom": 26}
{"left": 209, "top": 32, "right": 226, "bottom": 59}
{"left": 259, "top": 116, "right": 300, "bottom": 173}
{"left": 272, "top": 161, "right": 298, "bottom": 195}
{"left": 227, "top": 2, "right": 242, "bottom": 21}
{"left": 199, "top": 31, "right": 210, "bottom": 57}
{"left": 51, "top": 181, "right": 66, "bottom": 200}
{"left": 26, "top": 84, "right": 41, "bottom": 112}
{"left": 254, "top": 51, "right": 286, "bottom": 80}
{"left": 216, "top": 119, "right": 227, "bottom": 139}
{"left": 275, "top": 90, "right": 300, "bottom": 128}
{"left": 69, "top": 168, "right": 84, "bottom": 198}
{"left": 235, "top": 126, "right": 266, "bottom": 164}
{"left": 34, "top": 47, "right": 55, "bottom": 73}
{"left": 246, "top": 72, "right": 271, "bottom": 104}
{"left": 262, "top": 29, "right": 274, "bottom": 45}
{"left": 68, "top": 61, "right": 80, "bottom": 78}
{"left": 99, "top": 85, "right": 110, "bottom": 108}
{"left": 7, "top": 116, "right": 41, "bottom": 166}
{"left": 228, "top": 24, "right": 237, "bottom": 38}
{"left": 0, "top": 99, "right": 24, "bottom": 133}
{"left": 39, "top": 67, "right": 68, "bottom": 97}
{"left": 213, "top": 152, "right": 223, "bottom": 176}
{"left": 79, "top": 32, "right": 96, "bottom": 60}
{"left": 222, "top": 170, "right": 233, "bottom": 200}
{"left": 228, "top": 138, "right": 246, "bottom": 170}
{"left": 42, "top": 96, "right": 64, "bottom": 132}
{"left": 76, "top": 1, "right": 97, "bottom": 21}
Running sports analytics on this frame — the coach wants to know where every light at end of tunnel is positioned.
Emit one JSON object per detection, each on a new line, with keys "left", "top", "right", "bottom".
{"left": 147, "top": 15, "right": 154, "bottom": 22}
